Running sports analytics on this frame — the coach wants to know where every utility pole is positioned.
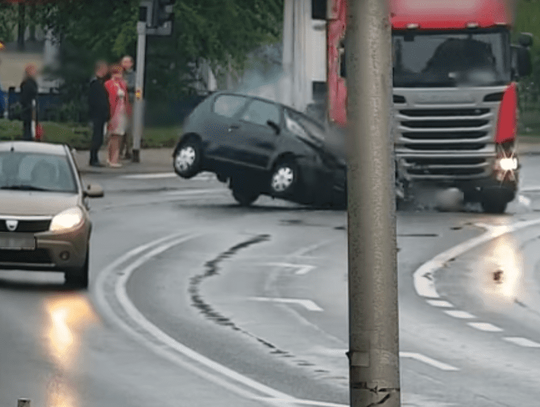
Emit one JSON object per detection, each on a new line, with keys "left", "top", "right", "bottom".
{"left": 346, "top": 0, "right": 400, "bottom": 406}
{"left": 132, "top": 19, "right": 147, "bottom": 163}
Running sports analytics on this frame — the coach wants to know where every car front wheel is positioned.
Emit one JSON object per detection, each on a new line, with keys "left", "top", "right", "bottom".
{"left": 65, "top": 249, "right": 89, "bottom": 290}
{"left": 270, "top": 158, "right": 299, "bottom": 198}
{"left": 174, "top": 139, "right": 202, "bottom": 179}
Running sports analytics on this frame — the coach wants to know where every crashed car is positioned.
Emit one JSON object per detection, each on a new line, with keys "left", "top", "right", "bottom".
{"left": 173, "top": 92, "right": 346, "bottom": 207}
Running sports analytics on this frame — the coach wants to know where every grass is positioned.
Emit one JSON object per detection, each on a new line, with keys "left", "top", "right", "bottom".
{"left": 0, "top": 119, "right": 181, "bottom": 150}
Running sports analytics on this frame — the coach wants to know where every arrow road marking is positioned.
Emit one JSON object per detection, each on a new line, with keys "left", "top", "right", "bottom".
{"left": 503, "top": 337, "right": 540, "bottom": 348}
{"left": 249, "top": 297, "right": 323, "bottom": 312}
{"left": 266, "top": 263, "right": 315, "bottom": 275}
{"left": 400, "top": 352, "right": 459, "bottom": 371}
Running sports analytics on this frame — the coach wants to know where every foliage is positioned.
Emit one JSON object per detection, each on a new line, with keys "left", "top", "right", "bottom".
{"left": 0, "top": 4, "right": 18, "bottom": 43}
{"left": 38, "top": 0, "right": 283, "bottom": 102}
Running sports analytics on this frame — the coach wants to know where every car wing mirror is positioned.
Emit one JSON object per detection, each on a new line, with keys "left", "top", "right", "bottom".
{"left": 84, "top": 184, "right": 104, "bottom": 198}
{"left": 267, "top": 120, "right": 281, "bottom": 135}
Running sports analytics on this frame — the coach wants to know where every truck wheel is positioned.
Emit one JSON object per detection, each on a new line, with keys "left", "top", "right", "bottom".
{"left": 174, "top": 139, "right": 202, "bottom": 179}
{"left": 481, "top": 199, "right": 507, "bottom": 214}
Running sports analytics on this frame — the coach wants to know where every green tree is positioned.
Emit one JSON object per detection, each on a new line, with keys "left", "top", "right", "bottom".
{"left": 0, "top": 3, "right": 18, "bottom": 44}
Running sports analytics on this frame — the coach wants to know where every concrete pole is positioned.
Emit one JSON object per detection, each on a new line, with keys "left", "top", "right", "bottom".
{"left": 132, "top": 21, "right": 147, "bottom": 163}
{"left": 346, "top": 0, "right": 400, "bottom": 406}
{"left": 282, "top": 0, "right": 294, "bottom": 107}
{"left": 301, "top": 0, "right": 313, "bottom": 111}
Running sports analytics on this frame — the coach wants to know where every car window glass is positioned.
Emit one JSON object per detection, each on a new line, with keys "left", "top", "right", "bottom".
{"left": 285, "top": 111, "right": 309, "bottom": 139}
{"left": 0, "top": 152, "right": 77, "bottom": 193}
{"left": 240, "top": 100, "right": 281, "bottom": 126}
{"left": 285, "top": 109, "right": 326, "bottom": 141}
{"left": 213, "top": 95, "right": 248, "bottom": 118}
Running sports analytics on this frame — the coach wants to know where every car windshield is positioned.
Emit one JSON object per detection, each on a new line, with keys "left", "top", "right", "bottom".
{"left": 285, "top": 109, "right": 326, "bottom": 142}
{"left": 0, "top": 152, "right": 78, "bottom": 193}
{"left": 393, "top": 29, "right": 511, "bottom": 87}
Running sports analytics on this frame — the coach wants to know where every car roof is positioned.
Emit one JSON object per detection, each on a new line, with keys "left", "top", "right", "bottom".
{"left": 211, "top": 91, "right": 295, "bottom": 112}
{"left": 0, "top": 141, "right": 68, "bottom": 156}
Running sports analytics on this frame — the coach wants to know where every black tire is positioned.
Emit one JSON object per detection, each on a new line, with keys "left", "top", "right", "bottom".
{"left": 232, "top": 188, "right": 259, "bottom": 206}
{"left": 173, "top": 138, "right": 202, "bottom": 179}
{"left": 270, "top": 158, "right": 299, "bottom": 198}
{"left": 65, "top": 250, "right": 89, "bottom": 290}
{"left": 481, "top": 199, "right": 508, "bottom": 214}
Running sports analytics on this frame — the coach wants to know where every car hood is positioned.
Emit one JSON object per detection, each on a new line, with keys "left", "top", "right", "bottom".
{"left": 0, "top": 191, "right": 80, "bottom": 217}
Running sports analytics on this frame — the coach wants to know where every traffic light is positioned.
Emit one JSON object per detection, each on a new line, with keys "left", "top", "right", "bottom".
{"left": 153, "top": 0, "right": 175, "bottom": 28}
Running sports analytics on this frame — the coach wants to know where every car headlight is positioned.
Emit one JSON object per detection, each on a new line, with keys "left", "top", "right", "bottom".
{"left": 497, "top": 157, "right": 518, "bottom": 172}
{"left": 50, "top": 207, "right": 84, "bottom": 232}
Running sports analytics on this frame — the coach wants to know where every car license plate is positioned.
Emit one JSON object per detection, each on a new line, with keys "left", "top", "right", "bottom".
{"left": 0, "top": 233, "right": 36, "bottom": 250}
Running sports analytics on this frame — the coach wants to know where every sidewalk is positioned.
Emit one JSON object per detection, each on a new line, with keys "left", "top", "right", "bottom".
{"left": 74, "top": 148, "right": 174, "bottom": 174}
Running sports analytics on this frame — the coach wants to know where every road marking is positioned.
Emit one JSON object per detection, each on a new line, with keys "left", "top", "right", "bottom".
{"left": 161, "top": 189, "right": 224, "bottom": 196}
{"left": 249, "top": 297, "right": 323, "bottom": 312}
{"left": 520, "top": 186, "right": 540, "bottom": 193}
{"left": 400, "top": 352, "right": 459, "bottom": 371}
{"left": 122, "top": 172, "right": 177, "bottom": 179}
{"left": 468, "top": 322, "right": 503, "bottom": 332}
{"left": 444, "top": 310, "right": 476, "bottom": 319}
{"left": 426, "top": 300, "right": 454, "bottom": 308}
{"left": 414, "top": 218, "right": 540, "bottom": 299}
{"left": 503, "top": 337, "right": 540, "bottom": 348}
{"left": 266, "top": 263, "right": 315, "bottom": 275}
{"left": 518, "top": 195, "right": 532, "bottom": 207}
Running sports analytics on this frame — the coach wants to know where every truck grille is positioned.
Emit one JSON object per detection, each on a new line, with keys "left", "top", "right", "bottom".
{"left": 404, "top": 157, "right": 489, "bottom": 177}
{"left": 0, "top": 219, "right": 51, "bottom": 233}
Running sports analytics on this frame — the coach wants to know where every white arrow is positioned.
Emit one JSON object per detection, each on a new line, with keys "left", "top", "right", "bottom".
{"left": 266, "top": 263, "right": 315, "bottom": 275}
{"left": 249, "top": 297, "right": 323, "bottom": 312}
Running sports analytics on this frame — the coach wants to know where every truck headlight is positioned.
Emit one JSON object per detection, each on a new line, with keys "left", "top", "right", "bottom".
{"left": 497, "top": 157, "right": 518, "bottom": 172}
{"left": 50, "top": 207, "right": 84, "bottom": 232}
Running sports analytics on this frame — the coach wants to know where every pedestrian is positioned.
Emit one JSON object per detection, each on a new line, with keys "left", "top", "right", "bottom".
{"left": 105, "top": 64, "right": 131, "bottom": 168}
{"left": 20, "top": 64, "right": 38, "bottom": 141}
{"left": 120, "top": 55, "right": 135, "bottom": 160}
{"left": 0, "top": 59, "right": 6, "bottom": 118}
{"left": 88, "top": 60, "right": 110, "bottom": 167}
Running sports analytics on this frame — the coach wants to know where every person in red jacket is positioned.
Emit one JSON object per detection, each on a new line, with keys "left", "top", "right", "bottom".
{"left": 104, "top": 64, "right": 131, "bottom": 167}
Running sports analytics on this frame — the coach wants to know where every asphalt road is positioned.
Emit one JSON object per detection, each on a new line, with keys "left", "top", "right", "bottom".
{"left": 1, "top": 158, "right": 540, "bottom": 407}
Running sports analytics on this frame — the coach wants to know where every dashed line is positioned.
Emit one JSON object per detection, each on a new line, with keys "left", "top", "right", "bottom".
{"left": 444, "top": 310, "right": 476, "bottom": 319}
{"left": 426, "top": 300, "right": 454, "bottom": 308}
{"left": 400, "top": 352, "right": 459, "bottom": 371}
{"left": 249, "top": 297, "right": 324, "bottom": 312}
{"left": 468, "top": 322, "right": 504, "bottom": 332}
{"left": 503, "top": 337, "right": 540, "bottom": 348}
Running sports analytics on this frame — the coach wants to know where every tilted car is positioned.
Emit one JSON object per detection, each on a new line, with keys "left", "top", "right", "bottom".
{"left": 0, "top": 142, "right": 103, "bottom": 289}
{"left": 173, "top": 92, "right": 347, "bottom": 207}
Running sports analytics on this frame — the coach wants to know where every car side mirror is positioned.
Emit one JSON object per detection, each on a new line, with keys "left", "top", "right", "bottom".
{"left": 84, "top": 184, "right": 104, "bottom": 198}
{"left": 267, "top": 120, "right": 281, "bottom": 135}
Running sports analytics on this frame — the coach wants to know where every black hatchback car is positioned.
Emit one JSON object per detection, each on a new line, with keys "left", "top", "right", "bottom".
{"left": 173, "top": 92, "right": 346, "bottom": 207}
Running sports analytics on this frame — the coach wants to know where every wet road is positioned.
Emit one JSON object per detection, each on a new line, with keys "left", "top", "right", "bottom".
{"left": 1, "top": 157, "right": 540, "bottom": 407}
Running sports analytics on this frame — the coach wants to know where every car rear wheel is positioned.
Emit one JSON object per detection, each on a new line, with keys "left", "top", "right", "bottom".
{"left": 270, "top": 158, "right": 299, "bottom": 198}
{"left": 174, "top": 139, "right": 202, "bottom": 179}
{"left": 65, "top": 249, "right": 89, "bottom": 290}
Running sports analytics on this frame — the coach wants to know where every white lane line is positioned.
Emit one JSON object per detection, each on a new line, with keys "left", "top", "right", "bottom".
{"left": 414, "top": 218, "right": 540, "bottom": 299}
{"left": 257, "top": 398, "right": 347, "bottom": 407}
{"left": 503, "top": 337, "right": 540, "bottom": 348}
{"left": 400, "top": 352, "right": 459, "bottom": 371}
{"left": 122, "top": 172, "right": 177, "bottom": 179}
{"left": 468, "top": 322, "right": 504, "bottom": 332}
{"left": 444, "top": 310, "right": 476, "bottom": 320}
{"left": 161, "top": 189, "right": 224, "bottom": 196}
{"left": 426, "top": 300, "right": 454, "bottom": 308}
{"left": 266, "top": 263, "right": 316, "bottom": 275}
{"left": 520, "top": 186, "right": 540, "bottom": 193}
{"left": 249, "top": 297, "right": 324, "bottom": 312}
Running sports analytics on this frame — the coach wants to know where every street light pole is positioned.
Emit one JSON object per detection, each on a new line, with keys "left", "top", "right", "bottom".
{"left": 132, "top": 20, "right": 147, "bottom": 163}
{"left": 346, "top": 0, "right": 400, "bottom": 406}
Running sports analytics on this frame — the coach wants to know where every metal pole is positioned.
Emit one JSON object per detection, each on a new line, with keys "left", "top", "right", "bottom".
{"left": 132, "top": 21, "right": 147, "bottom": 163}
{"left": 282, "top": 0, "right": 294, "bottom": 107}
{"left": 346, "top": 0, "right": 400, "bottom": 406}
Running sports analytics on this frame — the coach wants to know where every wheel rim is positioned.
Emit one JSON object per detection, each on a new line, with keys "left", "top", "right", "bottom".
{"left": 175, "top": 146, "right": 196, "bottom": 172}
{"left": 272, "top": 166, "right": 294, "bottom": 192}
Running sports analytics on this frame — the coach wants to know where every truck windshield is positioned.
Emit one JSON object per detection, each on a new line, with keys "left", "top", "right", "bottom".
{"left": 393, "top": 30, "right": 511, "bottom": 88}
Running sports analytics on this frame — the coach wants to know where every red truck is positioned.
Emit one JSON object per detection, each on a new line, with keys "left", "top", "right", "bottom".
{"left": 327, "top": 0, "right": 532, "bottom": 213}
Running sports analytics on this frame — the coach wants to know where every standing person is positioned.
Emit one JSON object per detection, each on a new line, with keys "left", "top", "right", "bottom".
{"left": 105, "top": 64, "right": 131, "bottom": 168}
{"left": 20, "top": 64, "right": 38, "bottom": 141}
{"left": 120, "top": 55, "right": 135, "bottom": 160}
{"left": 88, "top": 61, "right": 110, "bottom": 167}
{"left": 0, "top": 59, "right": 6, "bottom": 118}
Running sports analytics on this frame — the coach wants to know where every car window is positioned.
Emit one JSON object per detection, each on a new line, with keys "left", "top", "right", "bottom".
{"left": 0, "top": 152, "right": 78, "bottom": 193}
{"left": 285, "top": 109, "right": 326, "bottom": 141}
{"left": 240, "top": 100, "right": 281, "bottom": 126}
{"left": 213, "top": 95, "right": 248, "bottom": 118}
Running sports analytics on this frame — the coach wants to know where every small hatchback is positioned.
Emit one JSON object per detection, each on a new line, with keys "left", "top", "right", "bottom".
{"left": 173, "top": 92, "right": 346, "bottom": 207}
{"left": 0, "top": 142, "right": 103, "bottom": 289}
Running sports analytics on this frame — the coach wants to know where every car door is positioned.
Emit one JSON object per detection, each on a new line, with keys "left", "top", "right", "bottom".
{"left": 204, "top": 94, "right": 249, "bottom": 165}
{"left": 235, "top": 99, "right": 282, "bottom": 170}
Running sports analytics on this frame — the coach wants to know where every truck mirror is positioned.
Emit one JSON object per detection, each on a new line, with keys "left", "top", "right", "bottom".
{"left": 518, "top": 33, "right": 533, "bottom": 48}
{"left": 516, "top": 46, "right": 532, "bottom": 78}
{"left": 340, "top": 53, "right": 346, "bottom": 78}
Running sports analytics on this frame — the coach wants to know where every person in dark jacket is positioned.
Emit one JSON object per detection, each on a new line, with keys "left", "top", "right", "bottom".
{"left": 88, "top": 61, "right": 110, "bottom": 167}
{"left": 20, "top": 64, "right": 38, "bottom": 141}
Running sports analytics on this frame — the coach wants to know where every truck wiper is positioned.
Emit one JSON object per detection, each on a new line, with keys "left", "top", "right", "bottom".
{"left": 0, "top": 185, "right": 51, "bottom": 191}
